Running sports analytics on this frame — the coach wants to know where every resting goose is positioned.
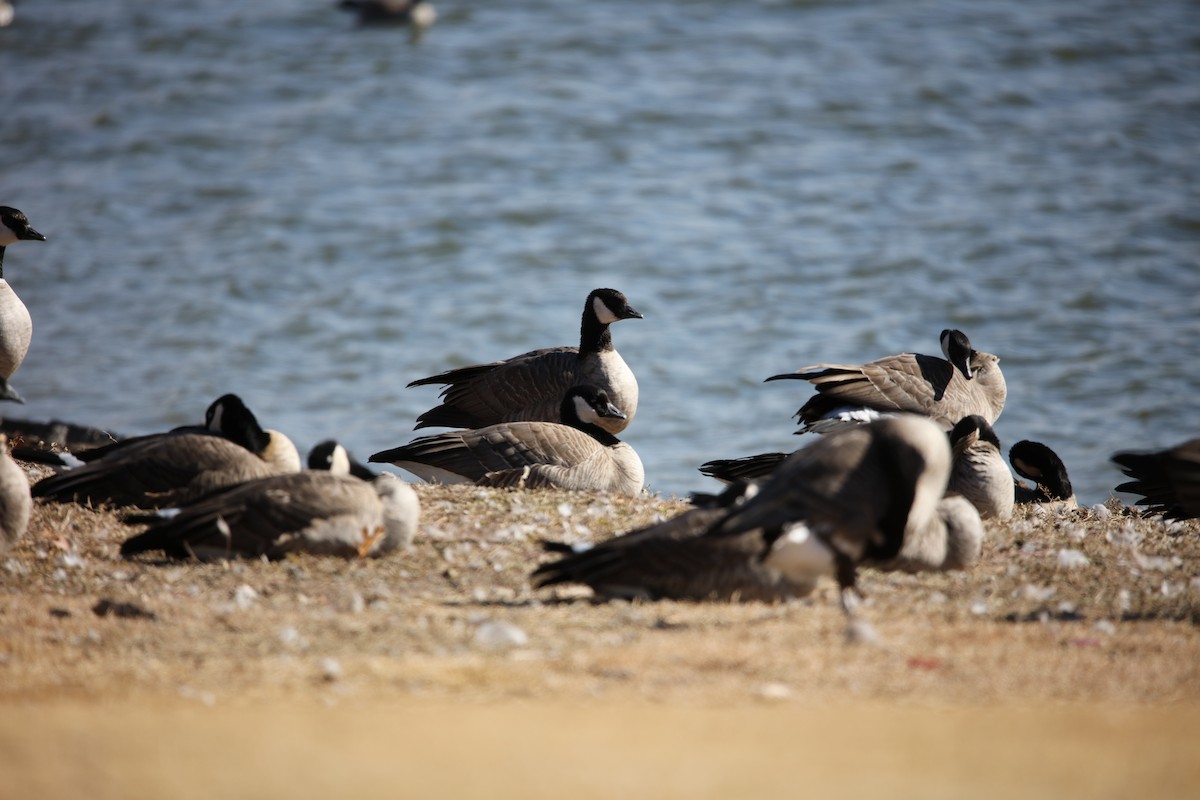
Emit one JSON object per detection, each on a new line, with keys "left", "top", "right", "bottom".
{"left": 371, "top": 385, "right": 645, "bottom": 495}
{"left": 31, "top": 396, "right": 300, "bottom": 508}
{"left": 0, "top": 434, "right": 31, "bottom": 552}
{"left": 705, "top": 415, "right": 984, "bottom": 617}
{"left": 766, "top": 329, "right": 1006, "bottom": 433}
{"left": 534, "top": 480, "right": 825, "bottom": 601}
{"left": 1010, "top": 440, "right": 1077, "bottom": 509}
{"left": 947, "top": 416, "right": 1014, "bottom": 520}
{"left": 120, "top": 442, "right": 419, "bottom": 560}
{"left": 0, "top": 206, "right": 47, "bottom": 404}
{"left": 337, "top": 0, "right": 436, "bottom": 28}
{"left": 408, "top": 288, "right": 643, "bottom": 436}
{"left": 1112, "top": 438, "right": 1200, "bottom": 521}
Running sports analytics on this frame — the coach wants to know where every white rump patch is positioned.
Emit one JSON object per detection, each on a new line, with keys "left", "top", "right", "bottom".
{"left": 764, "top": 523, "right": 836, "bottom": 582}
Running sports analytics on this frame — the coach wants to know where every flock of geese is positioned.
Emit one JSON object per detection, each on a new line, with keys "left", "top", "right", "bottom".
{"left": 1, "top": 204, "right": 1198, "bottom": 627}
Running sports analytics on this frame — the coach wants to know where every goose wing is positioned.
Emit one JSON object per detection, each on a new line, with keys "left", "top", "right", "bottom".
{"left": 410, "top": 347, "right": 580, "bottom": 429}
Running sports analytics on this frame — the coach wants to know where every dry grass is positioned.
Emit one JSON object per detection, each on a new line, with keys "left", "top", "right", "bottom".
{"left": 2, "top": 469, "right": 1198, "bottom": 798}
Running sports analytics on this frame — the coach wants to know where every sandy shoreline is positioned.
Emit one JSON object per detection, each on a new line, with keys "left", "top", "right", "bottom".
{"left": 2, "top": 479, "right": 1198, "bottom": 796}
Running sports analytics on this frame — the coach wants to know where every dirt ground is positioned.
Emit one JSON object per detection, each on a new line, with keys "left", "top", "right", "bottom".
{"left": 1, "top": 472, "right": 1198, "bottom": 798}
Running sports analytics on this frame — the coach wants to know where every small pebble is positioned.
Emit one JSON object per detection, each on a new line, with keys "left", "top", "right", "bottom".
{"left": 1090, "top": 504, "right": 1110, "bottom": 520}
{"left": 473, "top": 620, "right": 528, "bottom": 650}
{"left": 844, "top": 618, "right": 881, "bottom": 646}
{"left": 233, "top": 584, "right": 258, "bottom": 610}
{"left": 757, "top": 682, "right": 793, "bottom": 700}
{"left": 1057, "top": 549, "right": 1090, "bottom": 569}
{"left": 319, "top": 657, "right": 343, "bottom": 682}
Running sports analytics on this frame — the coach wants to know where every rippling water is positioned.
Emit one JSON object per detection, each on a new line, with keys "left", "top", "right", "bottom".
{"left": 3, "top": 0, "right": 1198, "bottom": 504}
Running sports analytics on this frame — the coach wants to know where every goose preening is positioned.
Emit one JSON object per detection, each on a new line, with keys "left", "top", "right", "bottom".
{"left": 947, "top": 415, "right": 1014, "bottom": 521}
{"left": 704, "top": 415, "right": 984, "bottom": 617}
{"left": 31, "top": 396, "right": 301, "bottom": 508}
{"left": 0, "top": 434, "right": 31, "bottom": 552}
{"left": 1010, "top": 440, "right": 1077, "bottom": 509}
{"left": 371, "top": 385, "right": 645, "bottom": 495}
{"left": 338, "top": 0, "right": 437, "bottom": 28}
{"left": 533, "top": 480, "right": 821, "bottom": 602}
{"left": 540, "top": 416, "right": 982, "bottom": 611}
{"left": 0, "top": 206, "right": 47, "bottom": 404}
{"left": 408, "top": 288, "right": 643, "bottom": 436}
{"left": 766, "top": 329, "right": 1006, "bottom": 434}
{"left": 1112, "top": 438, "right": 1200, "bottom": 521}
{"left": 120, "top": 442, "right": 419, "bottom": 561}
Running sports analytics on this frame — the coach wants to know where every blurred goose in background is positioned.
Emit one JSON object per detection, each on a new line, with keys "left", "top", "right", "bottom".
{"left": 31, "top": 396, "right": 300, "bottom": 508}
{"left": 408, "top": 288, "right": 643, "bottom": 436}
{"left": 121, "top": 442, "right": 418, "bottom": 560}
{"left": 1010, "top": 440, "right": 1077, "bottom": 509}
{"left": 766, "top": 329, "right": 1006, "bottom": 434}
{"left": 372, "top": 385, "right": 644, "bottom": 495}
{"left": 338, "top": 0, "right": 436, "bottom": 28}
{"left": 534, "top": 480, "right": 822, "bottom": 601}
{"left": 0, "top": 206, "right": 47, "bottom": 404}
{"left": 0, "top": 434, "right": 31, "bottom": 552}
{"left": 1112, "top": 437, "right": 1200, "bottom": 521}
{"left": 947, "top": 416, "right": 1014, "bottom": 520}
{"left": 705, "top": 415, "right": 984, "bottom": 621}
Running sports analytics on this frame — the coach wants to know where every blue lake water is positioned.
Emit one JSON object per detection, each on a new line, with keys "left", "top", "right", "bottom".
{"left": 2, "top": 0, "right": 1198, "bottom": 504}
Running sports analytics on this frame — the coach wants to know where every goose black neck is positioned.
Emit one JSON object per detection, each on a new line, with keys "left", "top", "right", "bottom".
{"left": 579, "top": 304, "right": 613, "bottom": 356}
{"left": 0, "top": 246, "right": 6, "bottom": 278}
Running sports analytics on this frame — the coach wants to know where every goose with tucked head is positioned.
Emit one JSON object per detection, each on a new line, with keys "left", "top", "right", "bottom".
{"left": 121, "top": 442, "right": 418, "bottom": 560}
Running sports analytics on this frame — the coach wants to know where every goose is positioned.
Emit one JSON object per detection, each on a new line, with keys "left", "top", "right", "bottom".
{"left": 698, "top": 451, "right": 786, "bottom": 484}
{"left": 705, "top": 415, "right": 984, "bottom": 618}
{"left": 533, "top": 480, "right": 824, "bottom": 601}
{"left": 1010, "top": 440, "right": 1077, "bottom": 509}
{"left": 1112, "top": 437, "right": 1200, "bottom": 521}
{"left": 766, "top": 329, "right": 1006, "bottom": 433}
{"left": 947, "top": 416, "right": 1014, "bottom": 520}
{"left": 337, "top": 0, "right": 437, "bottom": 28}
{"left": 120, "top": 443, "right": 419, "bottom": 561}
{"left": 0, "top": 434, "right": 31, "bottom": 552}
{"left": 408, "top": 288, "right": 643, "bottom": 436}
{"left": 0, "top": 206, "right": 47, "bottom": 404}
{"left": 370, "top": 385, "right": 645, "bottom": 495}
{"left": 31, "top": 396, "right": 301, "bottom": 508}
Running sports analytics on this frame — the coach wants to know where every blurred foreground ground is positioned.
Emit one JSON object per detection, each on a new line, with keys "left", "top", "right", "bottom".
{"left": 1, "top": 479, "right": 1198, "bottom": 798}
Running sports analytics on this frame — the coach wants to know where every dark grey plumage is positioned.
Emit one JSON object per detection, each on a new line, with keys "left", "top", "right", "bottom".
{"left": 408, "top": 288, "right": 643, "bottom": 436}
{"left": 1112, "top": 438, "right": 1200, "bottom": 520}
{"left": 31, "top": 395, "right": 300, "bottom": 508}
{"left": 371, "top": 386, "right": 644, "bottom": 495}
{"left": 120, "top": 442, "right": 419, "bottom": 561}
{"left": 766, "top": 329, "right": 1007, "bottom": 433}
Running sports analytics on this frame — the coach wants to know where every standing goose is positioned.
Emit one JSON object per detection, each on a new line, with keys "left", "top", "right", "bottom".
{"left": 766, "top": 329, "right": 1006, "bottom": 433}
{"left": 371, "top": 385, "right": 645, "bottom": 495}
{"left": 31, "top": 396, "right": 301, "bottom": 508}
{"left": 1112, "top": 438, "right": 1200, "bottom": 521}
{"left": 533, "top": 480, "right": 822, "bottom": 602}
{"left": 705, "top": 415, "right": 984, "bottom": 618}
{"left": 1010, "top": 440, "right": 1077, "bottom": 509}
{"left": 947, "top": 416, "right": 1014, "bottom": 520}
{"left": 120, "top": 443, "right": 419, "bottom": 561}
{"left": 0, "top": 434, "right": 32, "bottom": 552}
{"left": 0, "top": 206, "right": 47, "bottom": 404}
{"left": 408, "top": 288, "right": 643, "bottom": 436}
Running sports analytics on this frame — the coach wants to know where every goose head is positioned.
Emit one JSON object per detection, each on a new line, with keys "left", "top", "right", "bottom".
{"left": 940, "top": 329, "right": 976, "bottom": 380}
{"left": 588, "top": 288, "right": 643, "bottom": 325}
{"left": 308, "top": 439, "right": 377, "bottom": 480}
{"left": 562, "top": 385, "right": 627, "bottom": 432}
{"left": 1010, "top": 440, "right": 1074, "bottom": 502}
